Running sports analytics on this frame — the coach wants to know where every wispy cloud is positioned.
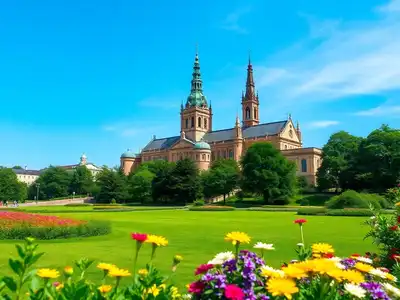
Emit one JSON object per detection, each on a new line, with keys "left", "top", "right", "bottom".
{"left": 354, "top": 100, "right": 400, "bottom": 116}
{"left": 307, "top": 120, "right": 339, "bottom": 128}
{"left": 221, "top": 7, "right": 251, "bottom": 34}
{"left": 254, "top": 0, "right": 400, "bottom": 104}
{"left": 102, "top": 122, "right": 163, "bottom": 137}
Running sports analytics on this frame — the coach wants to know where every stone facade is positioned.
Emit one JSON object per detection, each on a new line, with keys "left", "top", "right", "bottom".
{"left": 120, "top": 53, "right": 322, "bottom": 185}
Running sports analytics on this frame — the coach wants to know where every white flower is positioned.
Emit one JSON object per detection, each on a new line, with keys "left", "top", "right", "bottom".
{"left": 370, "top": 216, "right": 376, "bottom": 220}
{"left": 369, "top": 268, "right": 387, "bottom": 279}
{"left": 329, "top": 256, "right": 342, "bottom": 262}
{"left": 207, "top": 258, "right": 222, "bottom": 265}
{"left": 208, "top": 251, "right": 234, "bottom": 265}
{"left": 383, "top": 283, "right": 400, "bottom": 298}
{"left": 356, "top": 256, "right": 373, "bottom": 264}
{"left": 260, "top": 265, "right": 285, "bottom": 278}
{"left": 297, "top": 243, "right": 304, "bottom": 247}
{"left": 254, "top": 242, "right": 275, "bottom": 250}
{"left": 181, "top": 294, "right": 193, "bottom": 299}
{"left": 344, "top": 283, "right": 366, "bottom": 298}
{"left": 335, "top": 262, "right": 346, "bottom": 270}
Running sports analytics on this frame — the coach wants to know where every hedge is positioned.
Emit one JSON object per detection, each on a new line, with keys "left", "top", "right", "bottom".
{"left": 64, "top": 203, "right": 93, "bottom": 207}
{"left": 298, "top": 207, "right": 395, "bottom": 217}
{"left": 188, "top": 206, "right": 236, "bottom": 211}
{"left": 0, "top": 220, "right": 111, "bottom": 240}
{"left": 248, "top": 207, "right": 299, "bottom": 212}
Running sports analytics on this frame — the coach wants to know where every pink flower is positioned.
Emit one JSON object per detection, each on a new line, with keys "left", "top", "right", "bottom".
{"left": 224, "top": 284, "right": 244, "bottom": 300}
{"left": 294, "top": 219, "right": 307, "bottom": 225}
{"left": 131, "top": 233, "right": 147, "bottom": 242}
{"left": 188, "top": 281, "right": 205, "bottom": 294}
{"left": 194, "top": 264, "right": 214, "bottom": 276}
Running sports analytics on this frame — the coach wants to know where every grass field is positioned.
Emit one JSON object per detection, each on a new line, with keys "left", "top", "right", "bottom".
{"left": 0, "top": 210, "right": 375, "bottom": 288}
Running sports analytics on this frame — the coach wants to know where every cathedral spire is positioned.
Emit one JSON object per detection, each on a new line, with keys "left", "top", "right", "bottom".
{"left": 186, "top": 50, "right": 208, "bottom": 108}
{"left": 245, "top": 56, "right": 255, "bottom": 99}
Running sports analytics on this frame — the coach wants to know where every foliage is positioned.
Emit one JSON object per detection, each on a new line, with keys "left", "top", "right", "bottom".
{"left": 0, "top": 235, "right": 183, "bottom": 299}
{"left": 241, "top": 142, "right": 297, "bottom": 204}
{"left": 0, "top": 168, "right": 28, "bottom": 202}
{"left": 326, "top": 190, "right": 389, "bottom": 209}
{"left": 193, "top": 199, "right": 205, "bottom": 206}
{"left": 386, "top": 186, "right": 400, "bottom": 205}
{"left": 69, "top": 165, "right": 94, "bottom": 195}
{"left": 298, "top": 207, "right": 394, "bottom": 217}
{"left": 127, "top": 169, "right": 155, "bottom": 204}
{"left": 30, "top": 167, "right": 71, "bottom": 200}
{"left": 297, "top": 207, "right": 327, "bottom": 215}
{"left": 95, "top": 168, "right": 129, "bottom": 203}
{"left": 188, "top": 228, "right": 400, "bottom": 299}
{"left": 188, "top": 205, "right": 236, "bottom": 211}
{"left": 64, "top": 203, "right": 93, "bottom": 207}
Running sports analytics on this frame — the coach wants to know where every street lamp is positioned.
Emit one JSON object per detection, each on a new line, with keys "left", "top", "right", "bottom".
{"left": 72, "top": 191, "right": 75, "bottom": 201}
{"left": 36, "top": 183, "right": 40, "bottom": 204}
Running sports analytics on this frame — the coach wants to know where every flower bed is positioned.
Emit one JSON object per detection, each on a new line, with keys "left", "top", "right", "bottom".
{"left": 189, "top": 205, "right": 236, "bottom": 211}
{"left": 0, "top": 211, "right": 110, "bottom": 240}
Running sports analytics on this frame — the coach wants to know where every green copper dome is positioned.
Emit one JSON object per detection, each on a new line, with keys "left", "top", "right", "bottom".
{"left": 193, "top": 141, "right": 211, "bottom": 150}
{"left": 187, "top": 91, "right": 208, "bottom": 107}
{"left": 186, "top": 53, "right": 209, "bottom": 108}
{"left": 121, "top": 149, "right": 136, "bottom": 158}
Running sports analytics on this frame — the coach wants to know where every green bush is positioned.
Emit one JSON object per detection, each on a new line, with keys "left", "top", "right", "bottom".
{"left": 0, "top": 220, "right": 111, "bottom": 240}
{"left": 188, "top": 206, "right": 235, "bottom": 211}
{"left": 193, "top": 199, "right": 205, "bottom": 206}
{"left": 110, "top": 198, "right": 117, "bottom": 204}
{"left": 64, "top": 203, "right": 92, "bottom": 207}
{"left": 297, "top": 207, "right": 327, "bottom": 215}
{"left": 93, "top": 203, "right": 122, "bottom": 207}
{"left": 300, "top": 199, "right": 310, "bottom": 206}
{"left": 325, "top": 190, "right": 380, "bottom": 209}
{"left": 248, "top": 207, "right": 299, "bottom": 212}
{"left": 325, "top": 209, "right": 374, "bottom": 216}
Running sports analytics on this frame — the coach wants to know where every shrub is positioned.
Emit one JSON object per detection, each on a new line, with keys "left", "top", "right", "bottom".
{"left": 64, "top": 203, "right": 92, "bottom": 207}
{"left": 386, "top": 187, "right": 400, "bottom": 205}
{"left": 110, "top": 198, "right": 117, "bottom": 204}
{"left": 300, "top": 199, "right": 310, "bottom": 206}
{"left": 325, "top": 190, "right": 383, "bottom": 209}
{"left": 193, "top": 199, "right": 205, "bottom": 206}
{"left": 248, "top": 207, "right": 299, "bottom": 212}
{"left": 297, "top": 207, "right": 327, "bottom": 215}
{"left": 325, "top": 209, "right": 374, "bottom": 216}
{"left": 188, "top": 205, "right": 235, "bottom": 211}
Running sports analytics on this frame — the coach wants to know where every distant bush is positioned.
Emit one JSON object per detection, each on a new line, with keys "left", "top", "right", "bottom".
{"left": 325, "top": 209, "right": 374, "bottom": 216}
{"left": 93, "top": 203, "right": 122, "bottom": 207}
{"left": 64, "top": 203, "right": 92, "bottom": 207}
{"left": 300, "top": 199, "right": 310, "bottom": 206}
{"left": 248, "top": 207, "right": 299, "bottom": 212}
{"left": 189, "top": 206, "right": 235, "bottom": 211}
{"left": 297, "top": 207, "right": 327, "bottom": 215}
{"left": 193, "top": 200, "right": 205, "bottom": 206}
{"left": 110, "top": 198, "right": 117, "bottom": 204}
{"left": 325, "top": 190, "right": 385, "bottom": 209}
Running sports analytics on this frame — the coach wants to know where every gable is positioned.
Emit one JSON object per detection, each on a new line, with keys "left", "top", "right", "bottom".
{"left": 170, "top": 138, "right": 195, "bottom": 150}
{"left": 279, "top": 119, "right": 300, "bottom": 143}
{"left": 242, "top": 121, "right": 286, "bottom": 138}
{"left": 142, "top": 136, "right": 180, "bottom": 151}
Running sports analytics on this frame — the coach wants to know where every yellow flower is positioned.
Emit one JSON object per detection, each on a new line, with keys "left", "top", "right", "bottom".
{"left": 328, "top": 269, "right": 346, "bottom": 282}
{"left": 108, "top": 268, "right": 131, "bottom": 278}
{"left": 159, "top": 284, "right": 166, "bottom": 290}
{"left": 312, "top": 243, "right": 334, "bottom": 255}
{"left": 171, "top": 286, "right": 181, "bottom": 299}
{"left": 386, "top": 273, "right": 397, "bottom": 282}
{"left": 174, "top": 255, "right": 183, "bottom": 263}
{"left": 224, "top": 232, "right": 251, "bottom": 245}
{"left": 138, "top": 269, "right": 148, "bottom": 276}
{"left": 98, "top": 285, "right": 112, "bottom": 293}
{"left": 63, "top": 266, "right": 73, "bottom": 276}
{"left": 56, "top": 283, "right": 64, "bottom": 291}
{"left": 147, "top": 284, "right": 160, "bottom": 297}
{"left": 97, "top": 263, "right": 116, "bottom": 271}
{"left": 309, "top": 259, "right": 338, "bottom": 275}
{"left": 37, "top": 268, "right": 60, "bottom": 279}
{"left": 145, "top": 234, "right": 168, "bottom": 247}
{"left": 267, "top": 278, "right": 299, "bottom": 300}
{"left": 260, "top": 265, "right": 284, "bottom": 278}
{"left": 283, "top": 265, "right": 308, "bottom": 279}
{"left": 355, "top": 262, "right": 373, "bottom": 273}
{"left": 341, "top": 270, "right": 365, "bottom": 284}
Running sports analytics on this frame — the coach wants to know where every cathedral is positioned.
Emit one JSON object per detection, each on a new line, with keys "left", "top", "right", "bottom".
{"left": 120, "top": 53, "right": 322, "bottom": 185}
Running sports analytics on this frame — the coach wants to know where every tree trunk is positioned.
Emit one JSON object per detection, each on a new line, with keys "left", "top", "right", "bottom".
{"left": 223, "top": 194, "right": 226, "bottom": 205}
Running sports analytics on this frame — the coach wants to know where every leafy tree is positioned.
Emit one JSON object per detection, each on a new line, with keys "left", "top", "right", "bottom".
{"left": 316, "top": 131, "right": 362, "bottom": 192}
{"left": 202, "top": 159, "right": 240, "bottom": 204}
{"left": 241, "top": 142, "right": 297, "bottom": 204}
{"left": 128, "top": 169, "right": 155, "bottom": 204}
{"left": 69, "top": 165, "right": 94, "bottom": 195}
{"left": 0, "top": 168, "right": 27, "bottom": 202}
{"left": 152, "top": 162, "right": 175, "bottom": 203}
{"left": 95, "top": 168, "right": 129, "bottom": 203}
{"left": 34, "top": 166, "right": 71, "bottom": 199}
{"left": 136, "top": 160, "right": 174, "bottom": 176}
{"left": 12, "top": 166, "right": 23, "bottom": 170}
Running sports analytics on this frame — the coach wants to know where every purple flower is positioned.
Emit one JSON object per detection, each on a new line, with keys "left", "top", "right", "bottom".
{"left": 360, "top": 282, "right": 390, "bottom": 300}
{"left": 259, "top": 295, "right": 270, "bottom": 300}
{"left": 223, "top": 259, "right": 237, "bottom": 272}
{"left": 340, "top": 258, "right": 356, "bottom": 270}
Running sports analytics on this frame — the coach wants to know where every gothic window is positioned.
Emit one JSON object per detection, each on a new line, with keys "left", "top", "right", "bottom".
{"left": 185, "top": 119, "right": 188, "bottom": 129}
{"left": 207, "top": 154, "right": 210, "bottom": 160}
{"left": 202, "top": 154, "right": 206, "bottom": 160}
{"left": 245, "top": 107, "right": 250, "bottom": 119}
{"left": 198, "top": 117, "right": 201, "bottom": 128}
{"left": 229, "top": 150, "right": 234, "bottom": 158}
{"left": 254, "top": 108, "right": 257, "bottom": 119}
{"left": 301, "top": 159, "right": 307, "bottom": 173}
{"left": 191, "top": 117, "right": 194, "bottom": 128}
{"left": 204, "top": 118, "right": 207, "bottom": 129}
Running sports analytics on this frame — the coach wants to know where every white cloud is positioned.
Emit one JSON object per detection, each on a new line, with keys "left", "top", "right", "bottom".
{"left": 221, "top": 7, "right": 251, "bottom": 34}
{"left": 254, "top": 0, "right": 400, "bottom": 104}
{"left": 307, "top": 120, "right": 339, "bottom": 128}
{"left": 354, "top": 100, "right": 400, "bottom": 116}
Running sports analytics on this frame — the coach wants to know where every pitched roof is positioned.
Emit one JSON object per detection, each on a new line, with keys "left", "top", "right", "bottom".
{"left": 12, "top": 169, "right": 41, "bottom": 176}
{"left": 142, "top": 136, "right": 181, "bottom": 152}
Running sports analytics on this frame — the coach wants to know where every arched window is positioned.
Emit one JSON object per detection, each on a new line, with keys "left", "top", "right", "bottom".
{"left": 204, "top": 118, "right": 207, "bottom": 129}
{"left": 254, "top": 108, "right": 257, "bottom": 119}
{"left": 185, "top": 119, "right": 188, "bottom": 129}
{"left": 198, "top": 117, "right": 201, "bottom": 127}
{"left": 245, "top": 107, "right": 250, "bottom": 119}
{"left": 202, "top": 154, "right": 206, "bottom": 160}
{"left": 191, "top": 117, "right": 194, "bottom": 128}
{"left": 229, "top": 150, "right": 234, "bottom": 158}
{"left": 301, "top": 159, "right": 307, "bottom": 173}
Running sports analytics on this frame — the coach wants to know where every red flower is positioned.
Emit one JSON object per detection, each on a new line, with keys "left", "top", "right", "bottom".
{"left": 131, "top": 233, "right": 147, "bottom": 242}
{"left": 390, "top": 254, "right": 400, "bottom": 261}
{"left": 351, "top": 253, "right": 360, "bottom": 258}
{"left": 397, "top": 216, "right": 400, "bottom": 224}
{"left": 195, "top": 264, "right": 214, "bottom": 276}
{"left": 294, "top": 219, "right": 307, "bottom": 225}
{"left": 390, "top": 225, "right": 398, "bottom": 231}
{"left": 188, "top": 281, "right": 205, "bottom": 294}
{"left": 323, "top": 253, "right": 334, "bottom": 259}
{"left": 225, "top": 284, "right": 245, "bottom": 300}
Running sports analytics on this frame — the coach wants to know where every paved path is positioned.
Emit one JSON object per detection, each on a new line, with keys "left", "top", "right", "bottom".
{"left": 1, "top": 197, "right": 92, "bottom": 208}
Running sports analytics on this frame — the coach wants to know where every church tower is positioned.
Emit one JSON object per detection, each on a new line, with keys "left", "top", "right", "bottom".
{"left": 180, "top": 51, "right": 212, "bottom": 142}
{"left": 241, "top": 57, "right": 260, "bottom": 127}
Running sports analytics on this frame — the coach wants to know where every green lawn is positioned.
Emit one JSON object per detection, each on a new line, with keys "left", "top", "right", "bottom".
{"left": 0, "top": 210, "right": 375, "bottom": 288}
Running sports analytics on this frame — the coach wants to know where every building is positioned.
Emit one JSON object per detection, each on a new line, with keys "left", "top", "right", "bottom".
{"left": 59, "top": 153, "right": 103, "bottom": 177}
{"left": 12, "top": 167, "right": 41, "bottom": 185}
{"left": 120, "top": 53, "right": 322, "bottom": 185}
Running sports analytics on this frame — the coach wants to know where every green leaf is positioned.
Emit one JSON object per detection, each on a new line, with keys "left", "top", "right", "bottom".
{"left": 22, "top": 269, "right": 36, "bottom": 285}
{"left": 2, "top": 276, "right": 17, "bottom": 292}
{"left": 8, "top": 259, "right": 23, "bottom": 276}
{"left": 29, "top": 252, "right": 44, "bottom": 266}
{"left": 15, "top": 244, "right": 25, "bottom": 260}
{"left": 29, "top": 275, "right": 41, "bottom": 292}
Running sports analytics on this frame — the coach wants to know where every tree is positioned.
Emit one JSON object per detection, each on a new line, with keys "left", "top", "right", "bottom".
{"left": 202, "top": 159, "right": 240, "bottom": 204}
{"left": 69, "top": 165, "right": 94, "bottom": 195}
{"left": 241, "top": 142, "right": 297, "bottom": 204}
{"left": 34, "top": 166, "right": 71, "bottom": 199}
{"left": 12, "top": 166, "right": 23, "bottom": 169}
{"left": 95, "top": 168, "right": 129, "bottom": 203}
{"left": 152, "top": 162, "right": 175, "bottom": 203}
{"left": 0, "top": 168, "right": 27, "bottom": 202}
{"left": 128, "top": 169, "right": 154, "bottom": 204}
{"left": 316, "top": 131, "right": 362, "bottom": 192}
{"left": 136, "top": 160, "right": 174, "bottom": 176}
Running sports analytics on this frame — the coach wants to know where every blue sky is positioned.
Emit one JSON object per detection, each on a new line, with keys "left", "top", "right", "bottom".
{"left": 1, "top": 0, "right": 399, "bottom": 169}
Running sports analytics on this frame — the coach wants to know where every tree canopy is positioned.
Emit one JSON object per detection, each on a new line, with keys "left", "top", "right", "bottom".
{"left": 0, "top": 168, "right": 27, "bottom": 202}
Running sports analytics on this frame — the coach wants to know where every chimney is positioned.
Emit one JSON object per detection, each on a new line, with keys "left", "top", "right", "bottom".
{"left": 24, "top": 165, "right": 27, "bottom": 171}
